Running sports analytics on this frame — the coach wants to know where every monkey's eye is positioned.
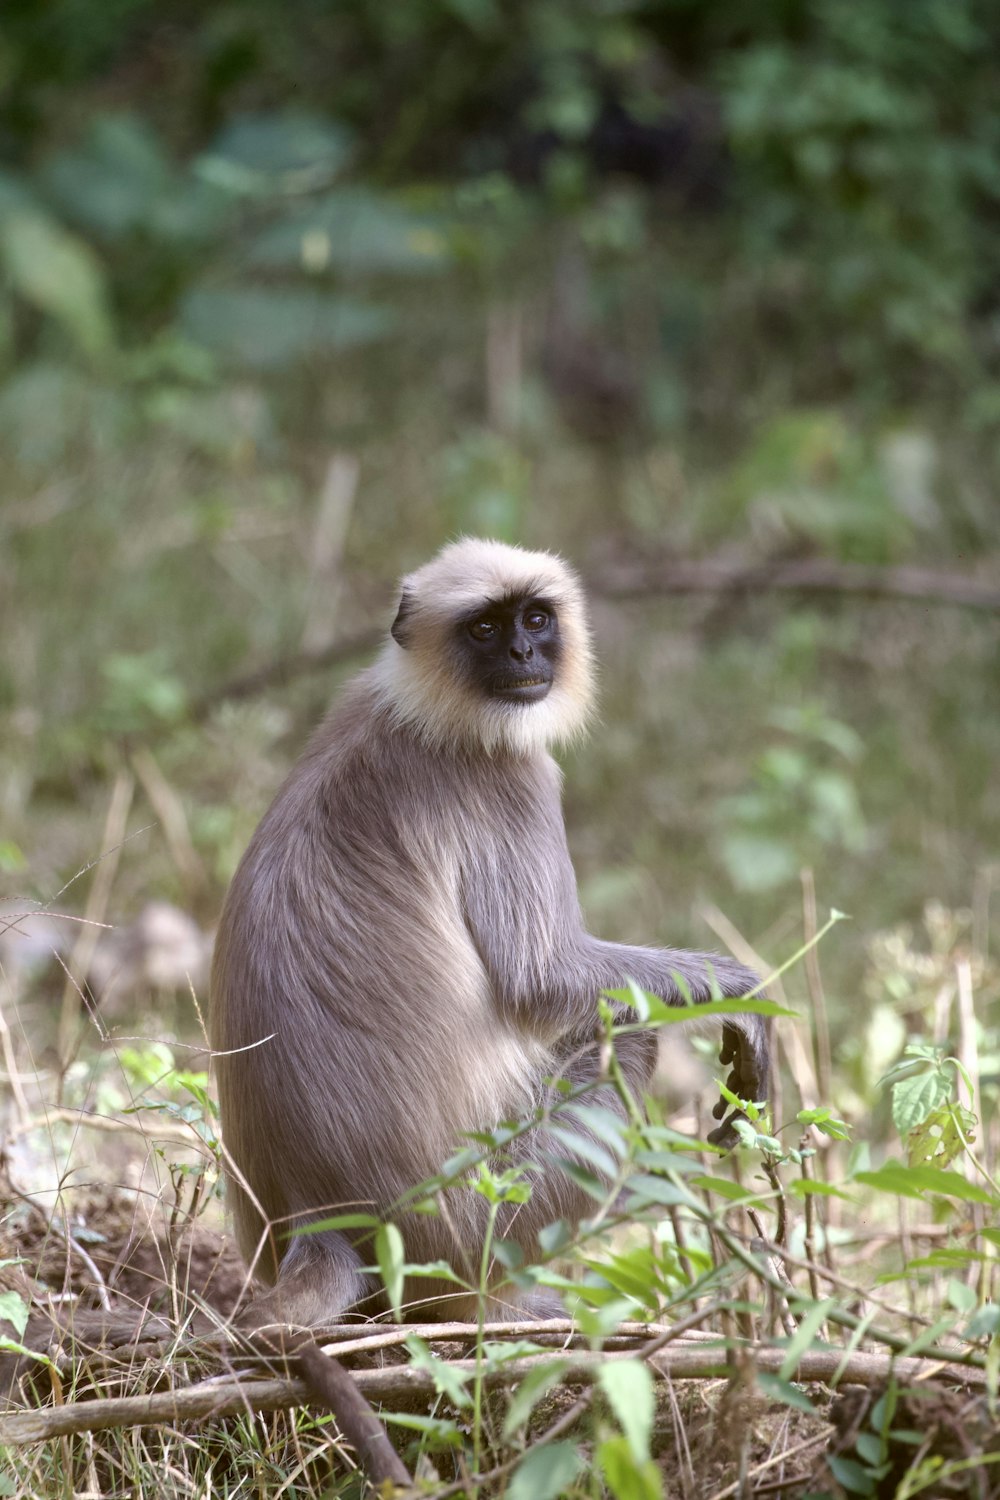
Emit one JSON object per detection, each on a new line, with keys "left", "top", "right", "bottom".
{"left": 524, "top": 610, "right": 549, "bottom": 632}
{"left": 469, "top": 620, "right": 499, "bottom": 642}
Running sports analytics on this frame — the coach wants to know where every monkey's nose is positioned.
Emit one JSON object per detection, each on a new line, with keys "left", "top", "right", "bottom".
{"left": 510, "top": 643, "right": 533, "bottom": 661}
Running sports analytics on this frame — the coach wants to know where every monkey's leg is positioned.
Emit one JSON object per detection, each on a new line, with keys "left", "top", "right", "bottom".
{"left": 504, "top": 1028, "right": 657, "bottom": 1236}
{"left": 240, "top": 1229, "right": 374, "bottom": 1330}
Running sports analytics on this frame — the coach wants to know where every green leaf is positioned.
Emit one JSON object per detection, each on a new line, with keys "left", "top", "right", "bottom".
{"left": 0, "top": 1290, "right": 29, "bottom": 1339}
{"left": 0, "top": 841, "right": 26, "bottom": 872}
{"left": 891, "top": 1069, "right": 952, "bottom": 1133}
{"left": 947, "top": 1278, "right": 977, "bottom": 1313}
{"left": 502, "top": 1359, "right": 570, "bottom": 1437}
{"left": 404, "top": 1336, "right": 473, "bottom": 1408}
{"left": 599, "top": 1359, "right": 655, "bottom": 1461}
{"left": 546, "top": 1125, "right": 620, "bottom": 1181}
{"left": 585, "top": 1246, "right": 661, "bottom": 1307}
{"left": 756, "top": 1373, "right": 816, "bottom": 1413}
{"left": 797, "top": 1107, "right": 851, "bottom": 1140}
{"left": 401, "top": 1344, "right": 473, "bottom": 1410}
{"left": 604, "top": 989, "right": 795, "bottom": 1021}
{"left": 538, "top": 1220, "right": 572, "bottom": 1256}
{"left": 298, "top": 1213, "right": 380, "bottom": 1233}
{"left": 634, "top": 1149, "right": 704, "bottom": 1175}
{"left": 573, "top": 1297, "right": 640, "bottom": 1337}
{"left": 869, "top": 1386, "right": 897, "bottom": 1432}
{"left": 828, "top": 1454, "right": 877, "bottom": 1494}
{"left": 779, "top": 1299, "right": 836, "bottom": 1380}
{"left": 854, "top": 1163, "right": 996, "bottom": 1205}
{"left": 903, "top": 1248, "right": 984, "bottom": 1270}
{"left": 597, "top": 1436, "right": 663, "bottom": 1500}
{"left": 855, "top": 1432, "right": 884, "bottom": 1466}
{"left": 507, "top": 1442, "right": 583, "bottom": 1500}
{"left": 720, "top": 832, "right": 799, "bottom": 892}
{"left": 480, "top": 1340, "right": 545, "bottom": 1365}
{"left": 898, "top": 1314, "right": 959, "bottom": 1358}
{"left": 381, "top": 1411, "right": 462, "bottom": 1447}
{"left": 625, "top": 1176, "right": 700, "bottom": 1210}
{"left": 907, "top": 1103, "right": 976, "bottom": 1170}
{"left": 690, "top": 1175, "right": 757, "bottom": 1202}
{"left": 41, "top": 113, "right": 170, "bottom": 238}
{"left": 180, "top": 286, "right": 392, "bottom": 369}
{"left": 547, "top": 1159, "right": 608, "bottom": 1201}
{"left": 789, "top": 1179, "right": 854, "bottom": 1201}
{"left": 200, "top": 111, "right": 352, "bottom": 190}
{"left": 567, "top": 1104, "right": 629, "bottom": 1157}
{"left": 0, "top": 209, "right": 113, "bottom": 355}
{"left": 966, "top": 1305, "right": 1000, "bottom": 1338}
{"left": 248, "top": 187, "right": 448, "bottom": 275}
{"left": 376, "top": 1223, "right": 405, "bottom": 1320}
{"left": 396, "top": 1259, "right": 467, "bottom": 1284}
{"left": 0, "top": 1337, "right": 51, "bottom": 1366}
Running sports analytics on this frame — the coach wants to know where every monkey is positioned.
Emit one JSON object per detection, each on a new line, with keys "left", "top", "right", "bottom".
{"left": 210, "top": 538, "right": 768, "bottom": 1328}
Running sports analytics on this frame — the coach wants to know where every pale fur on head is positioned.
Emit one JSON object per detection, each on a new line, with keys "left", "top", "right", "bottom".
{"left": 371, "top": 537, "right": 596, "bottom": 755}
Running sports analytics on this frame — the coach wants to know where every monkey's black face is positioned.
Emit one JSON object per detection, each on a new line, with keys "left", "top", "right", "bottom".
{"left": 459, "top": 593, "right": 561, "bottom": 703}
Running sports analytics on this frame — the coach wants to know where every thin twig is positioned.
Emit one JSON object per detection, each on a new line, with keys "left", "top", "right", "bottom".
{"left": 800, "top": 869, "right": 832, "bottom": 1106}
{"left": 57, "top": 771, "right": 135, "bottom": 1073}
{"left": 746, "top": 1209, "right": 798, "bottom": 1340}
{"left": 8, "top": 1105, "right": 214, "bottom": 1155}
{"left": 131, "top": 747, "right": 209, "bottom": 902}
{"left": 704, "top": 1431, "right": 832, "bottom": 1500}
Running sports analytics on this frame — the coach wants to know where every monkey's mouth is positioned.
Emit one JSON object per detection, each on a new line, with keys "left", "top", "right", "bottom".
{"left": 491, "top": 675, "right": 552, "bottom": 702}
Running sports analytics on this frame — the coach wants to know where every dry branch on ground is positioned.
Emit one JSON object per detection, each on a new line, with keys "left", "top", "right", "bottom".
{"left": 0, "top": 1319, "right": 987, "bottom": 1445}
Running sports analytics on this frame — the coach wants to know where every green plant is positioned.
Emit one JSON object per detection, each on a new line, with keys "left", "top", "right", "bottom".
{"left": 718, "top": 704, "right": 866, "bottom": 892}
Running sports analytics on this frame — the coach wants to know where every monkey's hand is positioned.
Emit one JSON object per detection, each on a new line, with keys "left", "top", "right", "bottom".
{"left": 707, "top": 1020, "right": 768, "bottom": 1150}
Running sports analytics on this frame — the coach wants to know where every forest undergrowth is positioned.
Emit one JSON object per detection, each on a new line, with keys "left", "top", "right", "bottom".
{"left": 0, "top": 870, "right": 997, "bottom": 1500}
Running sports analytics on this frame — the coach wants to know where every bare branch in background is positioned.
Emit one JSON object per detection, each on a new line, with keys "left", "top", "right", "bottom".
{"left": 194, "top": 552, "right": 1000, "bottom": 721}
{"left": 599, "top": 554, "right": 1000, "bottom": 612}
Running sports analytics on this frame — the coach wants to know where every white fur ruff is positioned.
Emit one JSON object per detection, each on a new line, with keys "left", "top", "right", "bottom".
{"left": 371, "top": 537, "right": 596, "bottom": 756}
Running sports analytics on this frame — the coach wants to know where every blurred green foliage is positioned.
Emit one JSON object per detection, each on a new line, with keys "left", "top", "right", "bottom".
{"left": 0, "top": 0, "right": 999, "bottom": 1065}
{"left": 0, "top": 0, "right": 998, "bottom": 396}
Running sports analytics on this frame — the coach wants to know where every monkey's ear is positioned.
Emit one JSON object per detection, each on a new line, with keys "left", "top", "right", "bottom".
{"left": 390, "top": 588, "right": 414, "bottom": 647}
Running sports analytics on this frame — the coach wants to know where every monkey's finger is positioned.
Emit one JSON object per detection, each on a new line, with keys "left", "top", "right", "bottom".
{"left": 723, "top": 1066, "right": 747, "bottom": 1097}
{"left": 729, "top": 1055, "right": 765, "bottom": 1097}
{"left": 712, "top": 1095, "right": 728, "bottom": 1120}
{"left": 707, "top": 1109, "right": 748, "bottom": 1150}
{"left": 719, "top": 1022, "right": 745, "bottom": 1067}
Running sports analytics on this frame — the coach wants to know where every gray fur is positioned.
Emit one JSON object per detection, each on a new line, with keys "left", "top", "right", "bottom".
{"left": 211, "top": 541, "right": 768, "bottom": 1326}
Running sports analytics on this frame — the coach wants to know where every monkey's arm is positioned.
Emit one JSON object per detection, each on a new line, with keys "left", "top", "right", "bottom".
{"left": 560, "top": 939, "right": 769, "bottom": 1149}
{"left": 579, "top": 937, "right": 769, "bottom": 1117}
{"left": 461, "top": 844, "right": 768, "bottom": 1128}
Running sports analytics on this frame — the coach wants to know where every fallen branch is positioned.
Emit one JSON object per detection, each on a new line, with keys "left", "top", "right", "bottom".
{"left": 0, "top": 1340, "right": 987, "bottom": 1446}
{"left": 298, "top": 1342, "right": 410, "bottom": 1490}
{"left": 48, "top": 1317, "right": 683, "bottom": 1373}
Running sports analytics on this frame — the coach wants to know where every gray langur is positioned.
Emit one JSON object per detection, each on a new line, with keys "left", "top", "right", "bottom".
{"left": 211, "top": 538, "right": 768, "bottom": 1326}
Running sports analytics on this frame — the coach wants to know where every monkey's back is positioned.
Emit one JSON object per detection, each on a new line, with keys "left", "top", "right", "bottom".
{"left": 211, "top": 674, "right": 552, "bottom": 1269}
